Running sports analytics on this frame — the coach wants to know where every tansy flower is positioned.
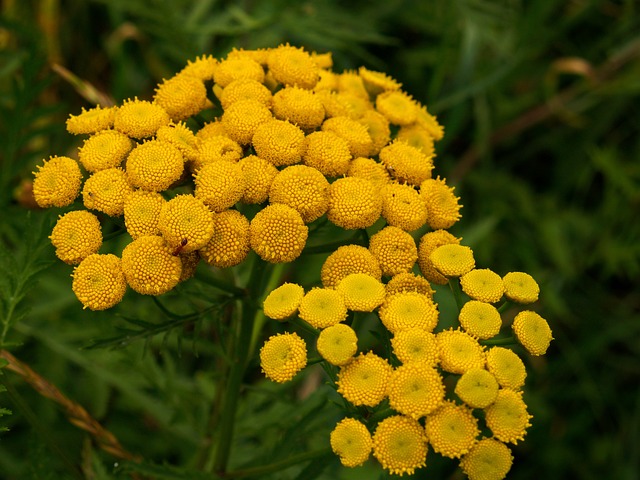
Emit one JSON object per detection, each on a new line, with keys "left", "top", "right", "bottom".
{"left": 330, "top": 418, "right": 372, "bottom": 467}
{"left": 502, "top": 272, "right": 540, "bottom": 304}
{"left": 415, "top": 105, "right": 444, "bottom": 141}
{"left": 321, "top": 244, "right": 382, "bottom": 288}
{"left": 199, "top": 210, "right": 250, "bottom": 268}
{"left": 322, "top": 116, "right": 372, "bottom": 158}
{"left": 327, "top": 177, "right": 382, "bottom": 230}
{"left": 50, "top": 210, "right": 102, "bottom": 265}
{"left": 179, "top": 54, "right": 217, "bottom": 81}
{"left": 267, "top": 44, "right": 319, "bottom": 89}
{"left": 123, "top": 190, "right": 166, "bottom": 239}
{"left": 417, "top": 230, "right": 461, "bottom": 285}
{"left": 82, "top": 167, "right": 133, "bottom": 216}
{"left": 459, "top": 301, "right": 502, "bottom": 340}
{"left": 262, "top": 282, "right": 305, "bottom": 321}
{"left": 238, "top": 155, "right": 279, "bottom": 204}
{"left": 221, "top": 99, "right": 272, "bottom": 145}
{"left": 430, "top": 244, "right": 475, "bottom": 277}
{"left": 260, "top": 332, "right": 307, "bottom": 383}
{"left": 424, "top": 401, "right": 479, "bottom": 458}
{"left": 316, "top": 90, "right": 356, "bottom": 119}
{"left": 191, "top": 135, "right": 243, "bottom": 171}
{"left": 158, "top": 194, "right": 214, "bottom": 253}
{"left": 396, "top": 124, "right": 435, "bottom": 156}
{"left": 391, "top": 328, "right": 439, "bottom": 366}
{"left": 379, "top": 292, "right": 439, "bottom": 334}
{"left": 357, "top": 111, "right": 391, "bottom": 156}
{"left": 225, "top": 47, "right": 270, "bottom": 66}
{"left": 153, "top": 73, "right": 208, "bottom": 121}
{"left": 386, "top": 272, "right": 435, "bottom": 298}
{"left": 66, "top": 105, "right": 117, "bottom": 135}
{"left": 484, "top": 389, "right": 532, "bottom": 444}
{"left": 32, "top": 156, "right": 83, "bottom": 208}
{"left": 379, "top": 140, "right": 433, "bottom": 186}
{"left": 375, "top": 90, "right": 418, "bottom": 125}
{"left": 220, "top": 78, "right": 272, "bottom": 109}
{"left": 347, "top": 157, "right": 391, "bottom": 189}
{"left": 460, "top": 269, "right": 505, "bottom": 303}
{"left": 512, "top": 311, "right": 553, "bottom": 356}
{"left": 194, "top": 160, "right": 245, "bottom": 212}
{"left": 311, "top": 51, "right": 333, "bottom": 69}
{"left": 78, "top": 130, "right": 133, "bottom": 172}
{"left": 335, "top": 92, "right": 372, "bottom": 118}
{"left": 120, "top": 235, "right": 182, "bottom": 295}
{"left": 72, "top": 254, "right": 127, "bottom": 310}
{"left": 113, "top": 98, "right": 170, "bottom": 139}
{"left": 269, "top": 165, "right": 330, "bottom": 223}
{"left": 485, "top": 347, "right": 527, "bottom": 390}
{"left": 302, "top": 131, "right": 352, "bottom": 177}
{"left": 372, "top": 415, "right": 428, "bottom": 476}
{"left": 252, "top": 119, "right": 306, "bottom": 167}
{"left": 317, "top": 323, "right": 358, "bottom": 366}
{"left": 368, "top": 226, "right": 418, "bottom": 276}
{"left": 213, "top": 56, "right": 264, "bottom": 87}
{"left": 358, "top": 67, "right": 402, "bottom": 95}
{"left": 436, "top": 329, "right": 485, "bottom": 374}
{"left": 197, "top": 120, "right": 227, "bottom": 139}
{"left": 155, "top": 122, "right": 198, "bottom": 161}
{"left": 388, "top": 363, "right": 445, "bottom": 419}
{"left": 272, "top": 86, "right": 325, "bottom": 131}
{"left": 126, "top": 140, "right": 184, "bottom": 192}
{"left": 421, "top": 176, "right": 462, "bottom": 230}
{"left": 298, "top": 287, "right": 347, "bottom": 329}
{"left": 313, "top": 69, "right": 338, "bottom": 92}
{"left": 380, "top": 183, "right": 429, "bottom": 232}
{"left": 249, "top": 203, "right": 308, "bottom": 263}
{"left": 336, "top": 352, "right": 392, "bottom": 407}
{"left": 460, "top": 438, "right": 513, "bottom": 480}
{"left": 455, "top": 368, "right": 500, "bottom": 409}
{"left": 336, "top": 273, "right": 385, "bottom": 312}
{"left": 337, "top": 70, "right": 369, "bottom": 99}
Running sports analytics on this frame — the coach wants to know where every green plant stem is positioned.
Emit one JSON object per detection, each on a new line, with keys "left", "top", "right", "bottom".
{"left": 196, "top": 268, "right": 246, "bottom": 297}
{"left": 448, "top": 278, "right": 465, "bottom": 312}
{"left": 223, "top": 447, "right": 332, "bottom": 479}
{"left": 481, "top": 335, "right": 517, "bottom": 346}
{"left": 301, "top": 236, "right": 366, "bottom": 255}
{"left": 498, "top": 300, "right": 513, "bottom": 313}
{"left": 248, "top": 262, "right": 285, "bottom": 360}
{"left": 290, "top": 317, "right": 320, "bottom": 337}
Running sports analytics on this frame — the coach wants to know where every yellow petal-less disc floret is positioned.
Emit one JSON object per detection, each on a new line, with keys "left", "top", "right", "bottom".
{"left": 358, "top": 67, "right": 402, "bottom": 95}
{"left": 375, "top": 90, "right": 418, "bottom": 126}
{"left": 179, "top": 54, "right": 217, "bottom": 81}
{"left": 121, "top": 235, "right": 182, "bottom": 295}
{"left": 321, "top": 244, "right": 382, "bottom": 288}
{"left": 337, "top": 352, "right": 392, "bottom": 407}
{"left": 221, "top": 99, "right": 272, "bottom": 145}
{"left": 459, "top": 301, "right": 502, "bottom": 339}
{"left": 158, "top": 194, "right": 214, "bottom": 253}
{"left": 379, "top": 292, "right": 439, "bottom": 334}
{"left": 416, "top": 105, "right": 445, "bottom": 141}
{"left": 192, "top": 135, "right": 243, "bottom": 171}
{"left": 269, "top": 165, "right": 330, "bottom": 223}
{"left": 322, "top": 116, "right": 372, "bottom": 158}
{"left": 272, "top": 86, "right": 325, "bottom": 131}
{"left": 249, "top": 203, "right": 308, "bottom": 263}
{"left": 485, "top": 347, "right": 526, "bottom": 390}
{"left": 337, "top": 70, "right": 369, "bottom": 99}
{"left": 372, "top": 415, "right": 428, "bottom": 476}
{"left": 298, "top": 287, "right": 347, "bottom": 329}
{"left": 430, "top": 244, "right": 476, "bottom": 277}
{"left": 220, "top": 79, "right": 273, "bottom": 109}
{"left": 455, "top": 368, "right": 500, "bottom": 409}
{"left": 368, "top": 226, "right": 418, "bottom": 276}
{"left": 460, "top": 438, "right": 513, "bottom": 480}
{"left": 156, "top": 122, "right": 198, "bottom": 161}
{"left": 194, "top": 160, "right": 245, "bottom": 212}
{"left": 196, "top": 120, "right": 227, "bottom": 139}
{"left": 330, "top": 418, "right": 372, "bottom": 468}
{"left": 484, "top": 389, "right": 532, "bottom": 444}
{"left": 199, "top": 210, "right": 250, "bottom": 268}
{"left": 396, "top": 124, "right": 435, "bottom": 156}
{"left": 327, "top": 177, "right": 382, "bottom": 230}
{"left": 460, "top": 269, "right": 505, "bottom": 304}
{"left": 153, "top": 73, "right": 208, "bottom": 121}
{"left": 380, "top": 183, "right": 428, "bottom": 232}
{"left": 213, "top": 56, "right": 264, "bottom": 87}
{"left": 502, "top": 272, "right": 540, "bottom": 304}
{"left": 260, "top": 332, "right": 307, "bottom": 383}
{"left": 262, "top": 282, "right": 305, "bottom": 320}
{"left": 421, "top": 176, "right": 462, "bottom": 230}
{"left": 267, "top": 44, "right": 319, "bottom": 89}
{"left": 50, "top": 210, "right": 102, "bottom": 265}
{"left": 114, "top": 98, "right": 170, "bottom": 139}
{"left": 33, "top": 156, "right": 83, "bottom": 208}
{"left": 347, "top": 157, "right": 391, "bottom": 189}
{"left": 512, "top": 311, "right": 553, "bottom": 356}
{"left": 436, "top": 329, "right": 485, "bottom": 374}
{"left": 72, "top": 254, "right": 127, "bottom": 310}
{"left": 316, "top": 90, "right": 356, "bottom": 119}
{"left": 123, "top": 190, "right": 166, "bottom": 239}
{"left": 252, "top": 119, "right": 306, "bottom": 167}
{"left": 126, "top": 140, "right": 184, "bottom": 192}
{"left": 386, "top": 272, "right": 435, "bottom": 298}
{"left": 317, "top": 323, "right": 358, "bottom": 366}
{"left": 391, "top": 328, "right": 439, "bottom": 366}
{"left": 388, "top": 363, "right": 445, "bottom": 419}
{"left": 417, "top": 230, "right": 461, "bottom": 285}
{"left": 66, "top": 105, "right": 117, "bottom": 135}
{"left": 336, "top": 273, "right": 386, "bottom": 312}
{"left": 302, "top": 131, "right": 352, "bottom": 177}
{"left": 425, "top": 401, "right": 479, "bottom": 459}
{"left": 78, "top": 130, "right": 133, "bottom": 172}
{"left": 82, "top": 167, "right": 133, "bottom": 216}
{"left": 358, "top": 110, "right": 391, "bottom": 156}
{"left": 379, "top": 140, "right": 433, "bottom": 186}
{"left": 238, "top": 155, "right": 279, "bottom": 204}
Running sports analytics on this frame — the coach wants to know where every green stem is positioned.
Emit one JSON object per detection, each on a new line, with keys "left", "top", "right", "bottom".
{"left": 196, "top": 268, "right": 246, "bottom": 297}
{"left": 302, "top": 236, "right": 365, "bottom": 255}
{"left": 480, "top": 335, "right": 517, "bottom": 346}
{"left": 248, "top": 262, "right": 285, "bottom": 360}
{"left": 498, "top": 300, "right": 513, "bottom": 314}
{"left": 289, "top": 317, "right": 320, "bottom": 337}
{"left": 448, "top": 278, "right": 465, "bottom": 312}
{"left": 307, "top": 357, "right": 324, "bottom": 366}
{"left": 368, "top": 406, "right": 394, "bottom": 425}
{"left": 224, "top": 447, "right": 332, "bottom": 479}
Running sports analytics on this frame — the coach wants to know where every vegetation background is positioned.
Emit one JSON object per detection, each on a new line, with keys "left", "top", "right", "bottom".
{"left": 0, "top": 0, "right": 638, "bottom": 479}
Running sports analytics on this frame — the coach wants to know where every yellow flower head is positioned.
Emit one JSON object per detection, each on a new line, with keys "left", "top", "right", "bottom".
{"left": 123, "top": 190, "right": 166, "bottom": 239}
{"left": 460, "top": 438, "right": 513, "bottom": 480}
{"left": 380, "top": 183, "right": 428, "bottom": 232}
{"left": 194, "top": 160, "right": 245, "bottom": 212}
{"left": 82, "top": 167, "right": 133, "bottom": 216}
{"left": 336, "top": 273, "right": 386, "bottom": 312}
{"left": 391, "top": 328, "right": 439, "bottom": 366}
{"left": 238, "top": 155, "right": 279, "bottom": 204}
{"left": 357, "top": 111, "right": 391, "bottom": 156}
{"left": 347, "top": 157, "right": 391, "bottom": 189}
{"left": 272, "top": 86, "right": 325, "bottom": 131}
{"left": 330, "top": 418, "right": 372, "bottom": 467}
{"left": 421, "top": 176, "right": 462, "bottom": 230}
{"left": 388, "top": 363, "right": 445, "bottom": 419}
{"left": 192, "top": 135, "right": 243, "bottom": 171}
{"left": 375, "top": 90, "right": 418, "bottom": 125}
{"left": 252, "top": 119, "right": 306, "bottom": 167}
{"left": 337, "top": 352, "right": 392, "bottom": 407}
{"left": 32, "top": 156, "right": 83, "bottom": 208}
{"left": 430, "top": 244, "right": 476, "bottom": 277}
{"left": 121, "top": 235, "right": 182, "bottom": 295}
{"left": 302, "top": 131, "right": 351, "bottom": 177}
{"left": 249, "top": 203, "right": 308, "bottom": 263}
{"left": 436, "top": 328, "right": 485, "bottom": 374}
{"left": 225, "top": 47, "right": 270, "bottom": 66}
{"left": 396, "top": 124, "right": 435, "bottom": 157}
{"left": 179, "top": 54, "right": 218, "bottom": 81}
{"left": 126, "top": 140, "right": 184, "bottom": 192}
{"left": 317, "top": 323, "right": 358, "bottom": 366}
{"left": 358, "top": 67, "right": 402, "bottom": 96}
{"left": 322, "top": 116, "right": 373, "bottom": 158}
{"left": 455, "top": 368, "right": 499, "bottom": 409}
{"left": 459, "top": 301, "right": 502, "bottom": 340}
{"left": 213, "top": 56, "right": 264, "bottom": 87}
{"left": 425, "top": 401, "right": 479, "bottom": 458}
{"left": 220, "top": 99, "right": 273, "bottom": 145}
{"left": 311, "top": 51, "right": 333, "bottom": 69}
{"left": 337, "top": 70, "right": 369, "bottom": 99}
{"left": 72, "top": 254, "right": 127, "bottom": 310}
{"left": 335, "top": 92, "right": 372, "bottom": 118}
{"left": 267, "top": 44, "right": 319, "bottom": 89}
{"left": 512, "top": 310, "right": 553, "bottom": 356}
{"left": 220, "top": 78, "right": 272, "bottom": 109}
{"left": 50, "top": 210, "right": 102, "bottom": 265}
{"left": 313, "top": 69, "right": 338, "bottom": 92}
{"left": 78, "top": 130, "right": 133, "bottom": 173}
{"left": 66, "top": 105, "right": 117, "bottom": 135}
{"left": 502, "top": 272, "right": 540, "bottom": 304}
{"left": 327, "top": 177, "right": 382, "bottom": 230}
{"left": 372, "top": 415, "right": 428, "bottom": 476}
{"left": 368, "top": 226, "right": 418, "bottom": 276}
{"left": 417, "top": 230, "right": 461, "bottom": 285}
{"left": 460, "top": 269, "right": 505, "bottom": 304}
{"left": 379, "top": 292, "right": 439, "bottom": 334}
{"left": 321, "top": 244, "right": 382, "bottom": 289}
{"left": 262, "top": 282, "right": 305, "bottom": 321}
{"left": 385, "top": 272, "right": 435, "bottom": 298}
{"left": 484, "top": 389, "right": 532, "bottom": 444}
{"left": 379, "top": 140, "right": 434, "bottom": 186}
{"left": 153, "top": 73, "right": 208, "bottom": 121}
{"left": 197, "top": 120, "right": 227, "bottom": 139}
{"left": 298, "top": 287, "right": 348, "bottom": 329}
{"left": 416, "top": 105, "right": 444, "bottom": 141}
{"left": 199, "top": 209, "right": 250, "bottom": 268}
{"left": 269, "top": 165, "right": 330, "bottom": 223}
{"left": 155, "top": 122, "right": 198, "bottom": 160}
{"left": 113, "top": 98, "right": 170, "bottom": 139}
{"left": 158, "top": 194, "right": 214, "bottom": 253}
{"left": 485, "top": 347, "right": 526, "bottom": 390}
{"left": 260, "top": 332, "right": 307, "bottom": 383}
{"left": 316, "top": 90, "right": 356, "bottom": 119}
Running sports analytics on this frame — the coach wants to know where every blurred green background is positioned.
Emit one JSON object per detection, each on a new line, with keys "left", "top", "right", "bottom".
{"left": 1, "top": 0, "right": 639, "bottom": 479}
